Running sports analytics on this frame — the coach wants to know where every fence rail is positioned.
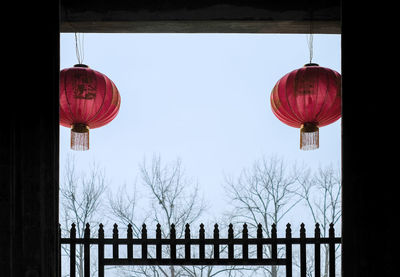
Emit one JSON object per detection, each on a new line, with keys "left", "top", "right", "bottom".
{"left": 60, "top": 222, "right": 341, "bottom": 277}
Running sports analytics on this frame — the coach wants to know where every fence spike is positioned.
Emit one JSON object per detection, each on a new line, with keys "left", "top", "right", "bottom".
{"left": 142, "top": 224, "right": 147, "bottom": 238}
{"left": 329, "top": 223, "right": 335, "bottom": 237}
{"left": 271, "top": 223, "right": 277, "bottom": 237}
{"left": 84, "top": 223, "right": 90, "bottom": 238}
{"left": 315, "top": 223, "right": 321, "bottom": 238}
{"left": 257, "top": 223, "right": 263, "bottom": 238}
{"left": 156, "top": 223, "right": 161, "bottom": 239}
{"left": 70, "top": 223, "right": 76, "bottom": 238}
{"left": 127, "top": 223, "right": 133, "bottom": 239}
{"left": 228, "top": 223, "right": 234, "bottom": 239}
{"left": 242, "top": 223, "right": 248, "bottom": 238}
{"left": 199, "top": 223, "right": 205, "bottom": 239}
{"left": 213, "top": 224, "right": 219, "bottom": 238}
{"left": 185, "top": 223, "right": 190, "bottom": 239}
{"left": 286, "top": 223, "right": 292, "bottom": 238}
{"left": 300, "top": 223, "right": 306, "bottom": 238}
{"left": 99, "top": 223, "right": 104, "bottom": 238}
{"left": 113, "top": 223, "right": 119, "bottom": 239}
{"left": 170, "top": 224, "right": 176, "bottom": 239}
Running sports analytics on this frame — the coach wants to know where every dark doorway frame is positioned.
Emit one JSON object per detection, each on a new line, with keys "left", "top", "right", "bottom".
{"left": 2, "top": 1, "right": 396, "bottom": 276}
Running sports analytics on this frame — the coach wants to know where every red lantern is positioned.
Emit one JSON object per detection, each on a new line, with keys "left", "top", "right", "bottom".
{"left": 270, "top": 63, "right": 341, "bottom": 150}
{"left": 60, "top": 64, "right": 121, "bottom": 150}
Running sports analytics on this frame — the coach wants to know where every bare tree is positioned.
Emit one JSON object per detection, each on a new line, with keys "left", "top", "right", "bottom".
{"left": 110, "top": 155, "right": 204, "bottom": 276}
{"left": 224, "top": 155, "right": 303, "bottom": 277}
{"left": 60, "top": 155, "right": 107, "bottom": 277}
{"left": 109, "top": 155, "right": 253, "bottom": 277}
{"left": 296, "top": 164, "right": 341, "bottom": 277}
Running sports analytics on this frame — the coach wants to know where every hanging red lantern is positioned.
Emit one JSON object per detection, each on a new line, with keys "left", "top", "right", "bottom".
{"left": 60, "top": 64, "right": 121, "bottom": 150}
{"left": 270, "top": 63, "right": 341, "bottom": 150}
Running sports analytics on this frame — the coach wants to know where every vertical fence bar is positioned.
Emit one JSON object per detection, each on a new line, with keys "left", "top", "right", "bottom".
{"left": 228, "top": 224, "right": 234, "bottom": 260}
{"left": 59, "top": 224, "right": 62, "bottom": 277}
{"left": 242, "top": 224, "right": 248, "bottom": 260}
{"left": 127, "top": 224, "right": 133, "bottom": 260}
{"left": 329, "top": 223, "right": 335, "bottom": 277}
{"left": 271, "top": 224, "right": 277, "bottom": 260}
{"left": 257, "top": 224, "right": 263, "bottom": 261}
{"left": 199, "top": 224, "right": 205, "bottom": 260}
{"left": 98, "top": 224, "right": 105, "bottom": 277}
{"left": 70, "top": 223, "right": 76, "bottom": 277}
{"left": 156, "top": 223, "right": 162, "bottom": 261}
{"left": 314, "top": 223, "right": 321, "bottom": 277}
{"left": 142, "top": 224, "right": 147, "bottom": 260}
{"left": 300, "top": 223, "right": 306, "bottom": 277}
{"left": 84, "top": 223, "right": 90, "bottom": 277}
{"left": 213, "top": 224, "right": 220, "bottom": 259}
{"left": 285, "top": 223, "right": 292, "bottom": 277}
{"left": 113, "top": 224, "right": 119, "bottom": 259}
{"left": 170, "top": 224, "right": 176, "bottom": 260}
{"left": 185, "top": 224, "right": 191, "bottom": 260}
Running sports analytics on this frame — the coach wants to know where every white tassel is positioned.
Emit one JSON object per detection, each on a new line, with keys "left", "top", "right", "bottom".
{"left": 300, "top": 123, "right": 319, "bottom": 150}
{"left": 71, "top": 124, "right": 89, "bottom": 151}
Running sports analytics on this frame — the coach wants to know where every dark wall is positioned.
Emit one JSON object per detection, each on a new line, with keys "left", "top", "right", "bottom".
{"left": 341, "top": 2, "right": 396, "bottom": 276}
{"left": 0, "top": 1, "right": 60, "bottom": 276}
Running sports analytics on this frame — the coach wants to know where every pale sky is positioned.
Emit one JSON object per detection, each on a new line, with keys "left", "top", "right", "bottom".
{"left": 60, "top": 33, "right": 341, "bottom": 231}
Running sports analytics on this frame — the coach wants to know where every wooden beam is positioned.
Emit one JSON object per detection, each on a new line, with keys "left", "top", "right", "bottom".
{"left": 61, "top": 0, "right": 341, "bottom": 33}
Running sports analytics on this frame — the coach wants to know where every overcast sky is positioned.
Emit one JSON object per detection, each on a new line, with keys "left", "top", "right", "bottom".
{"left": 60, "top": 33, "right": 341, "bottom": 230}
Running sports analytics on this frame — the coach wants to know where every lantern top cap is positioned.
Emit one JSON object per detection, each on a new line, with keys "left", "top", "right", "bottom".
{"left": 304, "top": 63, "right": 319, "bottom": 67}
{"left": 74, "top": 64, "right": 89, "bottom": 68}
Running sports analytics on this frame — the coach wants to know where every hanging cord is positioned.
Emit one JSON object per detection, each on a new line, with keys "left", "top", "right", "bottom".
{"left": 74, "top": 32, "right": 85, "bottom": 64}
{"left": 307, "top": 32, "right": 314, "bottom": 64}
{"left": 306, "top": 4, "right": 314, "bottom": 64}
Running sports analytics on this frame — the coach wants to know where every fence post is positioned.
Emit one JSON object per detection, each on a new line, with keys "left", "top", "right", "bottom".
{"left": 242, "top": 223, "right": 248, "bottom": 260}
{"left": 257, "top": 223, "right": 263, "bottom": 261}
{"left": 185, "top": 224, "right": 191, "bottom": 260}
{"left": 113, "top": 224, "right": 119, "bottom": 259}
{"left": 70, "top": 223, "right": 76, "bottom": 277}
{"left": 199, "top": 224, "right": 205, "bottom": 260}
{"left": 213, "top": 224, "right": 220, "bottom": 259}
{"left": 329, "top": 223, "right": 335, "bottom": 277}
{"left": 170, "top": 224, "right": 176, "bottom": 260}
{"left": 98, "top": 224, "right": 104, "bottom": 277}
{"left": 315, "top": 223, "right": 321, "bottom": 277}
{"left": 286, "top": 223, "right": 292, "bottom": 277}
{"left": 59, "top": 224, "right": 62, "bottom": 277}
{"left": 84, "top": 223, "right": 90, "bottom": 277}
{"left": 156, "top": 223, "right": 162, "bottom": 261}
{"left": 228, "top": 224, "right": 234, "bottom": 260}
{"left": 127, "top": 224, "right": 133, "bottom": 260}
{"left": 300, "top": 223, "right": 306, "bottom": 277}
{"left": 271, "top": 223, "right": 277, "bottom": 260}
{"left": 142, "top": 224, "right": 147, "bottom": 260}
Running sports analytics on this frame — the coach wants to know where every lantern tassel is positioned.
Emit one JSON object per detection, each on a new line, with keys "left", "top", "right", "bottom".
{"left": 300, "top": 123, "right": 319, "bottom": 150}
{"left": 71, "top": 124, "right": 89, "bottom": 151}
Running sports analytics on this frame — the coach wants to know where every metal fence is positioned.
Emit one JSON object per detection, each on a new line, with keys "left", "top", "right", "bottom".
{"left": 60, "top": 222, "right": 341, "bottom": 277}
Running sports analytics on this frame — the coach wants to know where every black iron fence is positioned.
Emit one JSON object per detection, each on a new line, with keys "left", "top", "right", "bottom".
{"left": 60, "top": 222, "right": 341, "bottom": 277}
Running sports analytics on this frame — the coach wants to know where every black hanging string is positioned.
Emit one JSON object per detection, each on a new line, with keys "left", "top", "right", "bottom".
{"left": 74, "top": 32, "right": 85, "bottom": 64}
